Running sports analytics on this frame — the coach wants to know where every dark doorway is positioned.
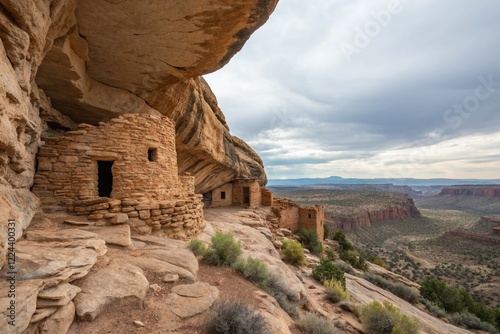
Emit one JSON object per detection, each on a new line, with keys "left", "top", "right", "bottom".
{"left": 221, "top": 191, "right": 226, "bottom": 200}
{"left": 97, "top": 161, "right": 113, "bottom": 197}
{"left": 243, "top": 187, "right": 250, "bottom": 204}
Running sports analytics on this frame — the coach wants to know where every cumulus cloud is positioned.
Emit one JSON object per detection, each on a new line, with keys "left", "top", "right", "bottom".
{"left": 205, "top": 0, "right": 500, "bottom": 179}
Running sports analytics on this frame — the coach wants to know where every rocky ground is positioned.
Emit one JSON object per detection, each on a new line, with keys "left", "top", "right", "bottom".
{"left": 0, "top": 207, "right": 477, "bottom": 334}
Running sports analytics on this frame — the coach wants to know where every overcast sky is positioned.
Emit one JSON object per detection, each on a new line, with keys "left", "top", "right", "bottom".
{"left": 205, "top": 0, "right": 500, "bottom": 180}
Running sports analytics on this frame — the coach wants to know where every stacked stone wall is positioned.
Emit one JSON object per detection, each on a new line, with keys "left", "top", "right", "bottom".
{"left": 232, "top": 179, "right": 261, "bottom": 208}
{"left": 33, "top": 114, "right": 204, "bottom": 239}
{"left": 261, "top": 187, "right": 273, "bottom": 206}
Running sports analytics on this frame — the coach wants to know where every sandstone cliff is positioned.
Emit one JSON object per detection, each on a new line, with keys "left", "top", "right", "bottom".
{"left": 0, "top": 0, "right": 275, "bottom": 266}
{"left": 328, "top": 197, "right": 421, "bottom": 231}
{"left": 440, "top": 185, "right": 500, "bottom": 198}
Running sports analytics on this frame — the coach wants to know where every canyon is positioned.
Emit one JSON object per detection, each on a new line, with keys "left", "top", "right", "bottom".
{"left": 440, "top": 185, "right": 500, "bottom": 198}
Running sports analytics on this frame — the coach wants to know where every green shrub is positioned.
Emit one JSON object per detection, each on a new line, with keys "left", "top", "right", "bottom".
{"left": 340, "top": 250, "right": 367, "bottom": 270}
{"left": 362, "top": 273, "right": 419, "bottom": 304}
{"left": 361, "top": 300, "right": 419, "bottom": 334}
{"left": 324, "top": 280, "right": 350, "bottom": 303}
{"left": 206, "top": 301, "right": 271, "bottom": 334}
{"left": 282, "top": 239, "right": 307, "bottom": 265}
{"left": 188, "top": 239, "right": 207, "bottom": 256}
{"left": 421, "top": 298, "right": 447, "bottom": 318}
{"left": 420, "top": 278, "right": 464, "bottom": 313}
{"left": 204, "top": 232, "right": 242, "bottom": 266}
{"left": 333, "top": 260, "right": 355, "bottom": 275}
{"left": 338, "top": 300, "right": 361, "bottom": 317}
{"left": 233, "top": 257, "right": 270, "bottom": 289}
{"left": 450, "top": 312, "right": 499, "bottom": 334}
{"left": 312, "top": 259, "right": 346, "bottom": 288}
{"left": 297, "top": 312, "right": 341, "bottom": 334}
{"left": 331, "top": 230, "right": 354, "bottom": 252}
{"left": 324, "top": 224, "right": 331, "bottom": 240}
{"left": 366, "top": 253, "right": 389, "bottom": 269}
{"left": 265, "top": 273, "right": 300, "bottom": 319}
{"left": 297, "top": 228, "right": 323, "bottom": 254}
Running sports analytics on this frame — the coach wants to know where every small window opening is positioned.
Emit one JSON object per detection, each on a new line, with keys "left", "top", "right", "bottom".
{"left": 148, "top": 148, "right": 158, "bottom": 162}
{"left": 97, "top": 161, "right": 113, "bottom": 197}
{"left": 308, "top": 214, "right": 312, "bottom": 219}
{"left": 221, "top": 191, "right": 226, "bottom": 200}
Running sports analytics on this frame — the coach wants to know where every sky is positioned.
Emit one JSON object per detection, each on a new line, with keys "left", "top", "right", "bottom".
{"left": 204, "top": 0, "right": 500, "bottom": 180}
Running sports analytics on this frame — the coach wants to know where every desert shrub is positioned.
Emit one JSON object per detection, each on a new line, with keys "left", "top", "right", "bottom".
{"left": 389, "top": 283, "right": 419, "bottom": 304}
{"left": 361, "top": 300, "right": 419, "bottom": 334}
{"left": 324, "top": 224, "right": 331, "bottom": 240}
{"left": 204, "top": 232, "right": 242, "bottom": 266}
{"left": 340, "top": 249, "right": 367, "bottom": 270}
{"left": 297, "top": 228, "right": 323, "bottom": 254}
{"left": 282, "top": 239, "right": 307, "bottom": 265}
{"left": 297, "top": 312, "right": 341, "bottom": 334}
{"left": 366, "top": 253, "right": 389, "bottom": 269}
{"left": 331, "top": 229, "right": 354, "bottom": 252}
{"left": 265, "top": 273, "right": 300, "bottom": 319}
{"left": 206, "top": 301, "right": 271, "bottom": 334}
{"left": 450, "top": 312, "right": 499, "bottom": 334}
{"left": 312, "top": 259, "right": 346, "bottom": 288}
{"left": 233, "top": 257, "right": 270, "bottom": 289}
{"left": 421, "top": 298, "right": 447, "bottom": 318}
{"left": 338, "top": 300, "right": 361, "bottom": 317}
{"left": 333, "top": 260, "right": 355, "bottom": 275}
{"left": 362, "top": 273, "right": 419, "bottom": 304}
{"left": 420, "top": 278, "right": 464, "bottom": 313}
{"left": 324, "top": 280, "right": 350, "bottom": 303}
{"left": 188, "top": 239, "right": 207, "bottom": 256}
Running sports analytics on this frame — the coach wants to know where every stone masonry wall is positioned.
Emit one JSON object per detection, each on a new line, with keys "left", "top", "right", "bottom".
{"left": 232, "top": 179, "right": 261, "bottom": 208}
{"left": 261, "top": 188, "right": 273, "bottom": 206}
{"left": 299, "top": 206, "right": 325, "bottom": 240}
{"left": 273, "top": 197, "right": 324, "bottom": 239}
{"left": 211, "top": 183, "right": 233, "bottom": 207}
{"left": 32, "top": 114, "right": 204, "bottom": 239}
{"left": 272, "top": 198, "right": 300, "bottom": 232}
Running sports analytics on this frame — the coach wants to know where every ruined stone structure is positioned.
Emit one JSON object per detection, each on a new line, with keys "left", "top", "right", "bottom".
{"left": 272, "top": 198, "right": 325, "bottom": 240}
{"left": 33, "top": 114, "right": 204, "bottom": 238}
{"left": 209, "top": 179, "right": 264, "bottom": 209}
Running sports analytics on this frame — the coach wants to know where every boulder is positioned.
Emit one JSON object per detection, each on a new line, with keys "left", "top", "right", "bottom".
{"left": 167, "top": 282, "right": 219, "bottom": 319}
{"left": 39, "top": 301, "right": 75, "bottom": 334}
{"left": 74, "top": 260, "right": 149, "bottom": 321}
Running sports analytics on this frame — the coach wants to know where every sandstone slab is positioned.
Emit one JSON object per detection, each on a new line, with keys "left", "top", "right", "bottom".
{"left": 39, "top": 301, "right": 75, "bottom": 334}
{"left": 79, "top": 225, "right": 132, "bottom": 247}
{"left": 74, "top": 260, "right": 148, "bottom": 321}
{"left": 167, "top": 282, "right": 219, "bottom": 319}
{"left": 0, "top": 279, "right": 43, "bottom": 333}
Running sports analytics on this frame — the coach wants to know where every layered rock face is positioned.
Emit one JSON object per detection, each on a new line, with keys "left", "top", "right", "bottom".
{"left": 440, "top": 186, "right": 500, "bottom": 198}
{"left": 328, "top": 197, "right": 421, "bottom": 231}
{"left": 0, "top": 0, "right": 275, "bottom": 265}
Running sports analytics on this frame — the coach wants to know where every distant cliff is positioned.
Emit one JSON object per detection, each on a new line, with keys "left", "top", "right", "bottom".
{"left": 328, "top": 197, "right": 421, "bottom": 231}
{"left": 440, "top": 186, "right": 500, "bottom": 198}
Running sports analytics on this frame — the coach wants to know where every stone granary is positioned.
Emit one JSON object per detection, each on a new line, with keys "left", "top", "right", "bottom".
{"left": 206, "top": 179, "right": 274, "bottom": 209}
{"left": 33, "top": 114, "right": 204, "bottom": 239}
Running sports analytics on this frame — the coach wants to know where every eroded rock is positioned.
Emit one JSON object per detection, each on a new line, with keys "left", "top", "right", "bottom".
{"left": 167, "top": 282, "right": 219, "bottom": 319}
{"left": 74, "top": 260, "right": 149, "bottom": 321}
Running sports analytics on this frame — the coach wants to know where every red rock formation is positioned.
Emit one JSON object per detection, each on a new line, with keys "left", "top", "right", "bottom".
{"left": 440, "top": 186, "right": 500, "bottom": 198}
{"left": 328, "top": 198, "right": 421, "bottom": 231}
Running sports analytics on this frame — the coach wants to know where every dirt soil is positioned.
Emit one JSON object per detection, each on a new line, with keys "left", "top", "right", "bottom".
{"left": 68, "top": 263, "right": 302, "bottom": 334}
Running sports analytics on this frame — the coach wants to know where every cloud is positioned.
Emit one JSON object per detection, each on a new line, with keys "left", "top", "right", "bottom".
{"left": 205, "top": 0, "right": 500, "bottom": 179}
